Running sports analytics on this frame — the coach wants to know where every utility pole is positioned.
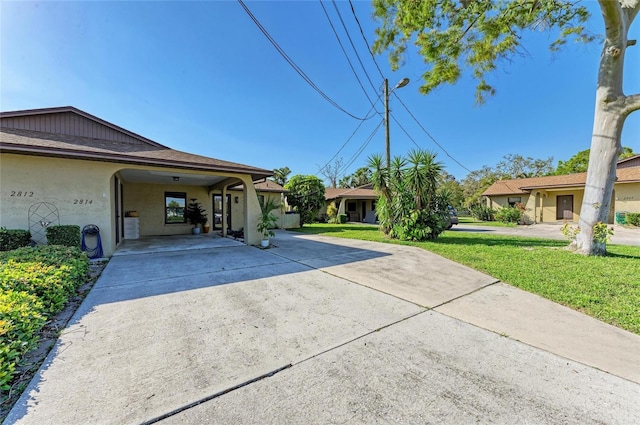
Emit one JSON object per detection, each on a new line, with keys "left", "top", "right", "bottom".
{"left": 384, "top": 78, "right": 409, "bottom": 172}
{"left": 384, "top": 78, "right": 391, "bottom": 171}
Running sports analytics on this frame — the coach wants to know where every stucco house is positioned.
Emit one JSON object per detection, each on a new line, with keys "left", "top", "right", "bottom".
{"left": 482, "top": 156, "right": 640, "bottom": 224}
{"left": 0, "top": 106, "right": 273, "bottom": 255}
{"left": 320, "top": 184, "right": 378, "bottom": 223}
{"left": 229, "top": 179, "right": 300, "bottom": 229}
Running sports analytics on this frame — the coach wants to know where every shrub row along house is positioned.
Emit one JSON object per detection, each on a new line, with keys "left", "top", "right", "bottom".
{"left": 482, "top": 155, "right": 640, "bottom": 224}
{"left": 0, "top": 106, "right": 278, "bottom": 256}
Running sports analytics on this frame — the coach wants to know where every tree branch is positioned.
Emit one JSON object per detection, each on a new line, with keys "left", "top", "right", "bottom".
{"left": 598, "top": 1, "right": 624, "bottom": 41}
{"left": 623, "top": 0, "right": 640, "bottom": 26}
{"left": 622, "top": 93, "right": 640, "bottom": 116}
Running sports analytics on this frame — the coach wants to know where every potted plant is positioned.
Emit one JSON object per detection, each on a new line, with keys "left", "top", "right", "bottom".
{"left": 257, "top": 197, "right": 279, "bottom": 247}
{"left": 186, "top": 199, "right": 208, "bottom": 235}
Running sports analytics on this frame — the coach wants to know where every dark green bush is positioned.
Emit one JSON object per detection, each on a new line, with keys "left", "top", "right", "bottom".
{"left": 495, "top": 206, "right": 522, "bottom": 224}
{"left": 338, "top": 214, "right": 347, "bottom": 224}
{"left": 470, "top": 205, "right": 495, "bottom": 221}
{"left": 0, "top": 290, "right": 46, "bottom": 391}
{"left": 46, "top": 225, "right": 81, "bottom": 247}
{"left": 0, "top": 228, "right": 32, "bottom": 252}
{"left": 626, "top": 212, "right": 640, "bottom": 227}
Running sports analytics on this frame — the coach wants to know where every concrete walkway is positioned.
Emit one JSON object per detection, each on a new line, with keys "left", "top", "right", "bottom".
{"left": 5, "top": 231, "right": 640, "bottom": 424}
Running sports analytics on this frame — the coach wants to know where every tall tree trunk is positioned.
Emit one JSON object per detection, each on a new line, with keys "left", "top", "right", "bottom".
{"left": 575, "top": 0, "right": 640, "bottom": 255}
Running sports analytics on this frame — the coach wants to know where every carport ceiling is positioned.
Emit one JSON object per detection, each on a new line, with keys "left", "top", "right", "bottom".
{"left": 119, "top": 169, "right": 228, "bottom": 186}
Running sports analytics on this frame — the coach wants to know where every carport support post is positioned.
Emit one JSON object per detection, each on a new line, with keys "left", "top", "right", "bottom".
{"left": 222, "top": 186, "right": 229, "bottom": 238}
{"left": 338, "top": 199, "right": 346, "bottom": 215}
{"left": 240, "top": 176, "right": 261, "bottom": 245}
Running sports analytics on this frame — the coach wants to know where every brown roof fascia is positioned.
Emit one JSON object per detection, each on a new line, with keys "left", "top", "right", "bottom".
{"left": 617, "top": 154, "right": 640, "bottom": 164}
{"left": 0, "top": 144, "right": 273, "bottom": 180}
{"left": 0, "top": 106, "right": 167, "bottom": 149}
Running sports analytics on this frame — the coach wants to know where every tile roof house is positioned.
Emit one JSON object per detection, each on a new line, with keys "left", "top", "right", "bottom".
{"left": 482, "top": 160, "right": 640, "bottom": 224}
{"left": 0, "top": 106, "right": 273, "bottom": 255}
{"left": 321, "top": 184, "right": 378, "bottom": 223}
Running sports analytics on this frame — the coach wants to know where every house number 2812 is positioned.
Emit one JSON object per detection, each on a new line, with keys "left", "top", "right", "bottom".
{"left": 10, "top": 191, "right": 34, "bottom": 197}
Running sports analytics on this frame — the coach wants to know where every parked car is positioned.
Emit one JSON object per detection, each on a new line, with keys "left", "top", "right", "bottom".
{"left": 446, "top": 205, "right": 459, "bottom": 229}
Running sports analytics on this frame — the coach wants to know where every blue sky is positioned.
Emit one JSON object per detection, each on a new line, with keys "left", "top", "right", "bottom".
{"left": 1, "top": 0, "right": 638, "bottom": 183}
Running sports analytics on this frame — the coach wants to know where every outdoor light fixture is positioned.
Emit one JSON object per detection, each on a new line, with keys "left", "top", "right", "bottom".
{"left": 384, "top": 77, "right": 410, "bottom": 169}
{"left": 235, "top": 196, "right": 239, "bottom": 204}
{"left": 173, "top": 176, "right": 180, "bottom": 182}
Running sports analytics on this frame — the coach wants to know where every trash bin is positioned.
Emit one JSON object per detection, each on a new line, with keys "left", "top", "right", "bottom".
{"left": 615, "top": 211, "right": 627, "bottom": 225}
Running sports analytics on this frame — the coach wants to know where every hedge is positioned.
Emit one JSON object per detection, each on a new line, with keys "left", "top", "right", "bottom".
{"left": 0, "top": 228, "right": 31, "bottom": 252}
{"left": 46, "top": 225, "right": 81, "bottom": 248}
{"left": 626, "top": 212, "right": 640, "bottom": 227}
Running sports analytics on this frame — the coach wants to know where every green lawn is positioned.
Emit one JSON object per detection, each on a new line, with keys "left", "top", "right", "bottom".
{"left": 291, "top": 223, "right": 640, "bottom": 335}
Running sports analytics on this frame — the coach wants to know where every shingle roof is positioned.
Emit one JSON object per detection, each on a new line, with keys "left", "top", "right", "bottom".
{"left": 482, "top": 167, "right": 640, "bottom": 196}
{"left": 0, "top": 127, "right": 273, "bottom": 180}
{"left": 229, "top": 179, "right": 288, "bottom": 192}
{"left": 325, "top": 184, "right": 377, "bottom": 200}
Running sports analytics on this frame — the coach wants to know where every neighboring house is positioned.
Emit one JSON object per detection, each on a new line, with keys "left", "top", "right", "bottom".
{"left": 320, "top": 184, "right": 378, "bottom": 223}
{"left": 482, "top": 157, "right": 640, "bottom": 224}
{"left": 0, "top": 106, "right": 273, "bottom": 255}
{"left": 229, "top": 180, "right": 300, "bottom": 229}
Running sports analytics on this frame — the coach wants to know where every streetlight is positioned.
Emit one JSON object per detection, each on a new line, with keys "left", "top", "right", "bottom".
{"left": 384, "top": 77, "right": 410, "bottom": 170}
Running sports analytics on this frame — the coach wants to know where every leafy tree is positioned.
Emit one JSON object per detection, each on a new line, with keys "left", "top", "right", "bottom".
{"left": 368, "top": 149, "right": 449, "bottom": 240}
{"left": 320, "top": 158, "right": 343, "bottom": 188}
{"left": 284, "top": 175, "right": 326, "bottom": 226}
{"left": 462, "top": 165, "right": 501, "bottom": 208}
{"left": 272, "top": 167, "right": 291, "bottom": 186}
{"left": 439, "top": 171, "right": 464, "bottom": 210}
{"left": 338, "top": 166, "right": 373, "bottom": 188}
{"left": 372, "top": 0, "right": 640, "bottom": 256}
{"left": 495, "top": 154, "right": 554, "bottom": 179}
{"left": 554, "top": 147, "right": 635, "bottom": 175}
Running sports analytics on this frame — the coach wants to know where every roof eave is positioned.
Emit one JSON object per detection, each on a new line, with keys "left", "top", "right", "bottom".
{"left": 0, "top": 144, "right": 273, "bottom": 180}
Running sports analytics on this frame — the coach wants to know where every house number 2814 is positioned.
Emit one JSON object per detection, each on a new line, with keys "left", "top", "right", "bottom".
{"left": 73, "top": 199, "right": 94, "bottom": 205}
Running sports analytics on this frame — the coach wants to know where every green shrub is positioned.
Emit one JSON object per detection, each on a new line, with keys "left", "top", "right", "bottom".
{"left": 0, "top": 245, "right": 88, "bottom": 390}
{"left": 0, "top": 228, "right": 32, "bottom": 252}
{"left": 338, "top": 214, "right": 347, "bottom": 224}
{"left": 626, "top": 212, "right": 640, "bottom": 227}
{"left": 470, "top": 205, "right": 495, "bottom": 221}
{"left": 495, "top": 206, "right": 522, "bottom": 224}
{"left": 0, "top": 290, "right": 46, "bottom": 391}
{"left": 46, "top": 225, "right": 81, "bottom": 247}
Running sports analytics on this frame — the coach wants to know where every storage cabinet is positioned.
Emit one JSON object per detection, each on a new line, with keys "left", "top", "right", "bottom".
{"left": 123, "top": 217, "right": 139, "bottom": 240}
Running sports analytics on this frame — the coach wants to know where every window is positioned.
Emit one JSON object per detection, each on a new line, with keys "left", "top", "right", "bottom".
{"left": 347, "top": 202, "right": 356, "bottom": 212}
{"left": 258, "top": 195, "right": 265, "bottom": 208}
{"left": 165, "top": 192, "right": 186, "bottom": 224}
{"left": 508, "top": 197, "right": 521, "bottom": 207}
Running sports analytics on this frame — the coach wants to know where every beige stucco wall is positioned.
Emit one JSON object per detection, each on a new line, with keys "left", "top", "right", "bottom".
{"left": 122, "top": 182, "right": 211, "bottom": 236}
{"left": 0, "top": 153, "right": 119, "bottom": 254}
{"left": 615, "top": 182, "right": 640, "bottom": 214}
{"left": 230, "top": 190, "right": 284, "bottom": 230}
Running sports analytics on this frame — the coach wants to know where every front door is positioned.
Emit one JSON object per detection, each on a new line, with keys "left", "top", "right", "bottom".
{"left": 556, "top": 195, "right": 574, "bottom": 220}
{"left": 213, "top": 194, "right": 231, "bottom": 230}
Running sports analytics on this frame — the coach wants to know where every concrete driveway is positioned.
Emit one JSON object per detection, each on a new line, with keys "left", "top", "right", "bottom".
{"left": 6, "top": 231, "right": 640, "bottom": 424}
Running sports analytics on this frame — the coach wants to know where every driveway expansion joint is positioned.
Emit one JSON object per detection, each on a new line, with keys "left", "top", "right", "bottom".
{"left": 139, "top": 363, "right": 292, "bottom": 425}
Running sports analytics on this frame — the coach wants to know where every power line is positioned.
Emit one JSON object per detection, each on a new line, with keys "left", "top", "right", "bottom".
{"left": 392, "top": 93, "right": 472, "bottom": 173}
{"left": 319, "top": 0, "right": 379, "bottom": 110}
{"left": 237, "top": 0, "right": 370, "bottom": 121}
{"left": 317, "top": 96, "right": 383, "bottom": 175}
{"left": 339, "top": 118, "right": 385, "bottom": 177}
{"left": 348, "top": 0, "right": 385, "bottom": 80}
{"left": 330, "top": 0, "right": 381, "bottom": 96}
